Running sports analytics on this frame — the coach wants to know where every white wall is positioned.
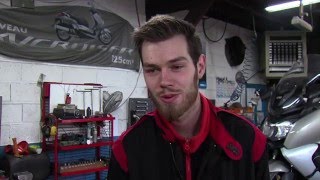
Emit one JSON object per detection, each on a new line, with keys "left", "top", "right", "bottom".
{"left": 0, "top": 1, "right": 264, "bottom": 146}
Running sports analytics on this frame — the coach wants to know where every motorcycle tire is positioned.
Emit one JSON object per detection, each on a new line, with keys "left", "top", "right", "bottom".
{"left": 270, "top": 171, "right": 306, "bottom": 180}
{"left": 55, "top": 19, "right": 71, "bottom": 41}
{"left": 99, "top": 28, "right": 112, "bottom": 45}
{"left": 270, "top": 172, "right": 289, "bottom": 180}
{"left": 56, "top": 29, "right": 71, "bottom": 41}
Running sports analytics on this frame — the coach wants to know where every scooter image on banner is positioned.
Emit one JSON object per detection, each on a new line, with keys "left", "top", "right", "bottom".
{"left": 54, "top": 1, "right": 112, "bottom": 45}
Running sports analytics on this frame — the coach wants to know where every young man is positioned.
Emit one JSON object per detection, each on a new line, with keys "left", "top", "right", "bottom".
{"left": 107, "top": 15, "right": 269, "bottom": 180}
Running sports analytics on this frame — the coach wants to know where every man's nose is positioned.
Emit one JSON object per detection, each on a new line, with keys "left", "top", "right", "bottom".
{"left": 159, "top": 69, "right": 172, "bottom": 88}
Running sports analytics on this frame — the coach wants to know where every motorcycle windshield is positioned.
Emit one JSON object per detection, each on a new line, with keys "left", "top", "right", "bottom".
{"left": 305, "top": 73, "right": 320, "bottom": 99}
{"left": 267, "top": 60, "right": 307, "bottom": 123}
{"left": 277, "top": 60, "right": 305, "bottom": 84}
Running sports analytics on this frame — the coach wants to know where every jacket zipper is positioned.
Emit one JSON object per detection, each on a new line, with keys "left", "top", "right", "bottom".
{"left": 169, "top": 142, "right": 183, "bottom": 180}
{"left": 184, "top": 139, "right": 191, "bottom": 180}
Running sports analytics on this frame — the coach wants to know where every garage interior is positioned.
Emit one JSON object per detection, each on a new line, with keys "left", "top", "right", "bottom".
{"left": 0, "top": 0, "right": 319, "bottom": 179}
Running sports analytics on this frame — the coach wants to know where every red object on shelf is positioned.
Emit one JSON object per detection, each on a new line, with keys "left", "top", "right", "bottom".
{"left": 17, "top": 141, "right": 29, "bottom": 155}
{"left": 65, "top": 93, "right": 71, "bottom": 104}
{"left": 41, "top": 82, "right": 114, "bottom": 180}
{"left": 4, "top": 145, "right": 13, "bottom": 154}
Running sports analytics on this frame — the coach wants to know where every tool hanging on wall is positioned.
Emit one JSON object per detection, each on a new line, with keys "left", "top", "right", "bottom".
{"left": 225, "top": 34, "right": 258, "bottom": 105}
{"left": 224, "top": 36, "right": 247, "bottom": 105}
{"left": 84, "top": 88, "right": 100, "bottom": 115}
{"left": 76, "top": 90, "right": 91, "bottom": 117}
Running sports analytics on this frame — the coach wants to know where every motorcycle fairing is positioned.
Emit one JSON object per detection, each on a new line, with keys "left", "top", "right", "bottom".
{"left": 284, "top": 109, "right": 320, "bottom": 149}
{"left": 281, "top": 144, "right": 320, "bottom": 180}
{"left": 268, "top": 159, "right": 290, "bottom": 173}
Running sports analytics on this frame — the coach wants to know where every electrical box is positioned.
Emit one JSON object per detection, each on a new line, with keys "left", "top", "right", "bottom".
{"left": 11, "top": 0, "right": 34, "bottom": 8}
{"left": 128, "top": 98, "right": 154, "bottom": 127}
{"left": 264, "top": 31, "right": 308, "bottom": 78}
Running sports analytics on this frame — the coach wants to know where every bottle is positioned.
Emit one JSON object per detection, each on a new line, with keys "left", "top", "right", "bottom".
{"left": 86, "top": 107, "right": 91, "bottom": 118}
{"left": 86, "top": 123, "right": 92, "bottom": 144}
{"left": 92, "top": 123, "right": 97, "bottom": 143}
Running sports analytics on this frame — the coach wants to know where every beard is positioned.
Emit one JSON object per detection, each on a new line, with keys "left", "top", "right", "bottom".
{"left": 150, "top": 72, "right": 199, "bottom": 122}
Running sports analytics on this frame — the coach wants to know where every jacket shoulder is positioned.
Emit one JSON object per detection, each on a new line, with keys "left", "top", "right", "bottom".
{"left": 216, "top": 109, "right": 266, "bottom": 162}
{"left": 112, "top": 114, "right": 157, "bottom": 172}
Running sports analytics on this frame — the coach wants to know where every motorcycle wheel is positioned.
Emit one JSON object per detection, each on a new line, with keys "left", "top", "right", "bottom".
{"left": 56, "top": 29, "right": 71, "bottom": 41}
{"left": 270, "top": 172, "right": 281, "bottom": 180}
{"left": 99, "top": 28, "right": 112, "bottom": 45}
{"left": 270, "top": 171, "right": 304, "bottom": 180}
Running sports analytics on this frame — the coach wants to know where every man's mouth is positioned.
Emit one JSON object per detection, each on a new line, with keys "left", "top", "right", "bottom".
{"left": 159, "top": 94, "right": 179, "bottom": 104}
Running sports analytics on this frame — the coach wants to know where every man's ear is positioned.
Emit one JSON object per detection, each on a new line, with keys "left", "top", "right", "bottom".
{"left": 197, "top": 54, "right": 206, "bottom": 79}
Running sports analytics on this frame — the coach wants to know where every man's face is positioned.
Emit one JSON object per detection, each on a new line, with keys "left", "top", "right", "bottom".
{"left": 141, "top": 35, "right": 205, "bottom": 121}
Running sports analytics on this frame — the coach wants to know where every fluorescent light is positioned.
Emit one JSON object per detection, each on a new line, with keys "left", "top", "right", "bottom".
{"left": 265, "top": 0, "right": 320, "bottom": 12}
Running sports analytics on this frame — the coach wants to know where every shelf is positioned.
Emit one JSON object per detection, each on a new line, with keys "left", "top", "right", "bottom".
{"left": 59, "top": 141, "right": 113, "bottom": 151}
{"left": 57, "top": 115, "right": 114, "bottom": 124}
{"left": 60, "top": 166, "right": 108, "bottom": 177}
{"left": 42, "top": 82, "right": 114, "bottom": 180}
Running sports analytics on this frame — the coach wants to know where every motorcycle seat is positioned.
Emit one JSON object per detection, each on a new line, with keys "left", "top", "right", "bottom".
{"left": 69, "top": 14, "right": 89, "bottom": 27}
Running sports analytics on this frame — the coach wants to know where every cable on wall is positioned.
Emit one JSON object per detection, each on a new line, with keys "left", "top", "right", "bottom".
{"left": 111, "top": 67, "right": 143, "bottom": 112}
{"left": 252, "top": 15, "right": 257, "bottom": 39}
{"left": 202, "top": 18, "right": 227, "bottom": 43}
{"left": 310, "top": 4, "right": 314, "bottom": 27}
{"left": 107, "top": 0, "right": 141, "bottom": 113}
{"left": 226, "top": 31, "right": 260, "bottom": 104}
{"left": 135, "top": 0, "right": 141, "bottom": 27}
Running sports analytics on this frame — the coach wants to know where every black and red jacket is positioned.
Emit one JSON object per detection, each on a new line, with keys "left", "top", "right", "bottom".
{"left": 107, "top": 94, "right": 269, "bottom": 180}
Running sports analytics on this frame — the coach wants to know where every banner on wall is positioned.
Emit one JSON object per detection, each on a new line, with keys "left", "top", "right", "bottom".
{"left": 0, "top": 1, "right": 140, "bottom": 71}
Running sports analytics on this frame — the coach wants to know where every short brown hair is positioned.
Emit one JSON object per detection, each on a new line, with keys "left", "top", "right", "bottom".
{"left": 133, "top": 14, "right": 202, "bottom": 66}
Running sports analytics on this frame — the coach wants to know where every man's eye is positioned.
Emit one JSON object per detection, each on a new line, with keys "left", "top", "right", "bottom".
{"left": 144, "top": 68, "right": 157, "bottom": 73}
{"left": 172, "top": 65, "right": 183, "bottom": 70}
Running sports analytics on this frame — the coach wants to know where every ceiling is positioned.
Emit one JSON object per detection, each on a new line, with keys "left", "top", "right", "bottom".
{"left": 145, "top": 0, "right": 320, "bottom": 33}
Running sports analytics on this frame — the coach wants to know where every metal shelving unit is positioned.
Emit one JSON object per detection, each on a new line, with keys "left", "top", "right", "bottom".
{"left": 41, "top": 82, "right": 114, "bottom": 180}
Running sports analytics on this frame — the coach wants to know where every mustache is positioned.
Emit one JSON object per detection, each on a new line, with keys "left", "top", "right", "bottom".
{"left": 158, "top": 87, "right": 181, "bottom": 95}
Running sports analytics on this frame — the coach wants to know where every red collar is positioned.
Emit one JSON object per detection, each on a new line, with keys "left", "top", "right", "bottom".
{"left": 154, "top": 94, "right": 210, "bottom": 154}
{"left": 155, "top": 93, "right": 242, "bottom": 160}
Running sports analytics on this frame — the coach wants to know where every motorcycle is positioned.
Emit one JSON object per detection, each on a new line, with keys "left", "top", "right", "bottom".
{"left": 260, "top": 61, "right": 320, "bottom": 180}
{"left": 54, "top": 1, "right": 112, "bottom": 45}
